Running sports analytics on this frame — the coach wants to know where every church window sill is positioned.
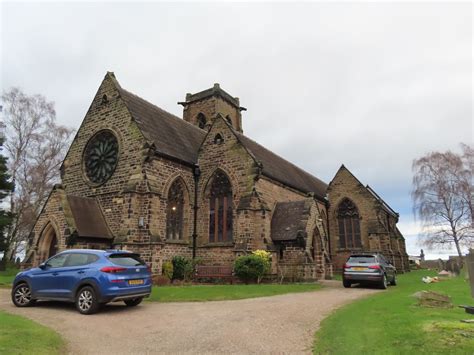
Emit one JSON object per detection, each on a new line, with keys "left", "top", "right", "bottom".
{"left": 200, "top": 242, "right": 235, "bottom": 248}
{"left": 165, "top": 239, "right": 190, "bottom": 245}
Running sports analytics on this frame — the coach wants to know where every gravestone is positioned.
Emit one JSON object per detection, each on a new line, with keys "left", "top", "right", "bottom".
{"left": 437, "top": 258, "right": 446, "bottom": 271}
{"left": 446, "top": 258, "right": 461, "bottom": 276}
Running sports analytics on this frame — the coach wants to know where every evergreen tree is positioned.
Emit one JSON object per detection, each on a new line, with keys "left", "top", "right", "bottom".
{"left": 0, "top": 136, "right": 14, "bottom": 270}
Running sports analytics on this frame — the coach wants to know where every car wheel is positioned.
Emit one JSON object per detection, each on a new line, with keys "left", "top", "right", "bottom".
{"left": 379, "top": 274, "right": 388, "bottom": 289}
{"left": 12, "top": 283, "right": 36, "bottom": 307}
{"left": 124, "top": 297, "right": 143, "bottom": 307}
{"left": 390, "top": 274, "right": 397, "bottom": 286}
{"left": 76, "top": 286, "right": 100, "bottom": 315}
{"left": 343, "top": 279, "right": 352, "bottom": 288}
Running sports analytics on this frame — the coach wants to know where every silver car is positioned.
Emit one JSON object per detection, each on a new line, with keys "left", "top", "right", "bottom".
{"left": 342, "top": 253, "right": 397, "bottom": 289}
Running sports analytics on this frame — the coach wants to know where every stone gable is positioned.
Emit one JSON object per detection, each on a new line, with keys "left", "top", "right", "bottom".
{"left": 25, "top": 74, "right": 409, "bottom": 278}
{"left": 60, "top": 73, "right": 148, "bottom": 235}
{"left": 327, "top": 165, "right": 408, "bottom": 271}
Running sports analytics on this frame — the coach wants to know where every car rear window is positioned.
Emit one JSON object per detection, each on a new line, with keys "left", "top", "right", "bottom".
{"left": 108, "top": 253, "right": 145, "bottom": 266}
{"left": 65, "top": 253, "right": 99, "bottom": 266}
{"left": 348, "top": 256, "right": 376, "bottom": 263}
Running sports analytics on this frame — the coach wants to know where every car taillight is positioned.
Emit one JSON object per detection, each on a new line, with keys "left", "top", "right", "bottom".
{"left": 368, "top": 265, "right": 381, "bottom": 270}
{"left": 343, "top": 264, "right": 351, "bottom": 269}
{"left": 100, "top": 266, "right": 126, "bottom": 273}
{"left": 147, "top": 265, "right": 151, "bottom": 273}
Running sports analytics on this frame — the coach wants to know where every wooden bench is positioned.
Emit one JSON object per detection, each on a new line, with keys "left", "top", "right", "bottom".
{"left": 195, "top": 265, "right": 234, "bottom": 284}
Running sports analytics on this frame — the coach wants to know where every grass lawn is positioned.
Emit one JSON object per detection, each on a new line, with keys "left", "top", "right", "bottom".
{"left": 314, "top": 270, "right": 473, "bottom": 354}
{"left": 0, "top": 310, "right": 64, "bottom": 354}
{"left": 0, "top": 268, "right": 18, "bottom": 288}
{"left": 148, "top": 283, "right": 322, "bottom": 302}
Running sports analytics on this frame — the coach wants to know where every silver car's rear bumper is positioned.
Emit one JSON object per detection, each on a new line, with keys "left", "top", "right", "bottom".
{"left": 343, "top": 272, "right": 383, "bottom": 282}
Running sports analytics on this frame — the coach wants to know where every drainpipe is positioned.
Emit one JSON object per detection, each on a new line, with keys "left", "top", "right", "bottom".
{"left": 192, "top": 165, "right": 201, "bottom": 259}
{"left": 325, "top": 199, "right": 331, "bottom": 257}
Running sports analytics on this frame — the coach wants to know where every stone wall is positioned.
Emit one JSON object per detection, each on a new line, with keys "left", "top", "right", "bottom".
{"left": 182, "top": 94, "right": 242, "bottom": 132}
{"left": 27, "top": 187, "right": 111, "bottom": 266}
{"left": 327, "top": 166, "right": 409, "bottom": 272}
{"left": 61, "top": 73, "right": 148, "bottom": 236}
{"left": 196, "top": 116, "right": 257, "bottom": 253}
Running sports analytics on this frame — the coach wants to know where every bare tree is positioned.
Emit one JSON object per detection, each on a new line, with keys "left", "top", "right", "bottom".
{"left": 1, "top": 88, "right": 74, "bottom": 266}
{"left": 460, "top": 143, "right": 473, "bottom": 225}
{"left": 412, "top": 145, "right": 473, "bottom": 261}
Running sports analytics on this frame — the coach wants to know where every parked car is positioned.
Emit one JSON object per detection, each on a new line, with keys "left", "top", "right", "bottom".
{"left": 11, "top": 249, "right": 152, "bottom": 314}
{"left": 342, "top": 253, "right": 397, "bottom": 289}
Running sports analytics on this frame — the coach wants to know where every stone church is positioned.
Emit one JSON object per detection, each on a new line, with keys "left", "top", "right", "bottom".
{"left": 24, "top": 72, "right": 409, "bottom": 279}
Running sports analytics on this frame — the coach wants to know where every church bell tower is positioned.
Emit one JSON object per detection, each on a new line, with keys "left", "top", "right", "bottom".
{"left": 178, "top": 83, "right": 246, "bottom": 133}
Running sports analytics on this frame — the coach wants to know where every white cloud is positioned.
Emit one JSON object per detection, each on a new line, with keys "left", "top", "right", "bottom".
{"left": 1, "top": 2, "right": 471, "bottom": 255}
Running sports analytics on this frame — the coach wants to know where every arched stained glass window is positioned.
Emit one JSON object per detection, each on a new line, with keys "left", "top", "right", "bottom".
{"left": 337, "top": 198, "right": 361, "bottom": 249}
{"left": 166, "top": 180, "right": 185, "bottom": 240}
{"left": 209, "top": 171, "right": 233, "bottom": 242}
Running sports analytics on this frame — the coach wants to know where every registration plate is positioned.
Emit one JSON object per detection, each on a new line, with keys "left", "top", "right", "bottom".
{"left": 352, "top": 267, "right": 366, "bottom": 271}
{"left": 128, "top": 279, "right": 144, "bottom": 285}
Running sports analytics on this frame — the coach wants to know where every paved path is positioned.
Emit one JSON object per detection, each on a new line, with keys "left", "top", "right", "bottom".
{"left": 0, "top": 283, "right": 377, "bottom": 354}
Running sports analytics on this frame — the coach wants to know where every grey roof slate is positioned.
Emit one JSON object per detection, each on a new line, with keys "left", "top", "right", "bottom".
{"left": 115, "top": 78, "right": 328, "bottom": 197}
{"left": 118, "top": 86, "right": 206, "bottom": 165}
{"left": 270, "top": 200, "right": 310, "bottom": 241}
{"left": 236, "top": 133, "right": 328, "bottom": 200}
{"left": 67, "top": 195, "right": 113, "bottom": 239}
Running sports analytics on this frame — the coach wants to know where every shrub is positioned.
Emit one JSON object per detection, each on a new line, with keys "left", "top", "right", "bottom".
{"left": 252, "top": 250, "right": 271, "bottom": 270}
{"left": 172, "top": 256, "right": 193, "bottom": 281}
{"left": 234, "top": 255, "right": 268, "bottom": 284}
{"left": 162, "top": 261, "right": 174, "bottom": 281}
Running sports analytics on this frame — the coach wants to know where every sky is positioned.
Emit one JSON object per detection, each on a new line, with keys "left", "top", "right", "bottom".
{"left": 1, "top": 1, "right": 472, "bottom": 259}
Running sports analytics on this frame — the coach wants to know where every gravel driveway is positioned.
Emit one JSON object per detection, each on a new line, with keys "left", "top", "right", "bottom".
{"left": 0, "top": 283, "right": 377, "bottom": 354}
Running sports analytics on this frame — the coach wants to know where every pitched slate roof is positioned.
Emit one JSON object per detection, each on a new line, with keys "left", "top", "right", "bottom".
{"left": 113, "top": 75, "right": 328, "bottom": 197}
{"left": 366, "top": 185, "right": 398, "bottom": 218}
{"left": 236, "top": 133, "right": 327, "bottom": 200}
{"left": 67, "top": 196, "right": 113, "bottom": 239}
{"left": 118, "top": 86, "right": 206, "bottom": 165}
{"left": 270, "top": 200, "right": 311, "bottom": 241}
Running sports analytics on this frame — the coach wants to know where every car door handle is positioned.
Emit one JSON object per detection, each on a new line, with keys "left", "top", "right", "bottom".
{"left": 52, "top": 272, "right": 59, "bottom": 276}
{"left": 77, "top": 271, "right": 85, "bottom": 274}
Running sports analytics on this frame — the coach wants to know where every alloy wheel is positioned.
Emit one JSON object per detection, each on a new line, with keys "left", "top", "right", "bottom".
{"left": 14, "top": 285, "right": 32, "bottom": 306}
{"left": 78, "top": 290, "right": 93, "bottom": 312}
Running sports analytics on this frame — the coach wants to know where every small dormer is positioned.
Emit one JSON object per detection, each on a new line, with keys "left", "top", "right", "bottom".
{"left": 179, "top": 83, "right": 246, "bottom": 133}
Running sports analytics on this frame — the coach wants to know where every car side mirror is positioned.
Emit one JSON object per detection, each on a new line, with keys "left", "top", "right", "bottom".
{"left": 39, "top": 262, "right": 48, "bottom": 270}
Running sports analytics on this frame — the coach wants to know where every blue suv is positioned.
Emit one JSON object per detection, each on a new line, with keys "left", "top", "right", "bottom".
{"left": 11, "top": 249, "right": 152, "bottom": 314}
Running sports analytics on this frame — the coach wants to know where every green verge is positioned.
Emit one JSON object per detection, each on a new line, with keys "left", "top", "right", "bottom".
{"left": 0, "top": 268, "right": 18, "bottom": 288}
{"left": 314, "top": 270, "right": 474, "bottom": 354}
{"left": 148, "top": 283, "right": 322, "bottom": 302}
{"left": 0, "top": 310, "right": 64, "bottom": 355}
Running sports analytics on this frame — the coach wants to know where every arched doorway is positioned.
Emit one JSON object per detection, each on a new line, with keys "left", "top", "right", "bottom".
{"left": 38, "top": 223, "right": 58, "bottom": 261}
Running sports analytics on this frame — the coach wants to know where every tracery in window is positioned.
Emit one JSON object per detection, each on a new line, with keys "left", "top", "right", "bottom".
{"left": 337, "top": 198, "right": 361, "bottom": 249}
{"left": 209, "top": 171, "right": 233, "bottom": 242}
